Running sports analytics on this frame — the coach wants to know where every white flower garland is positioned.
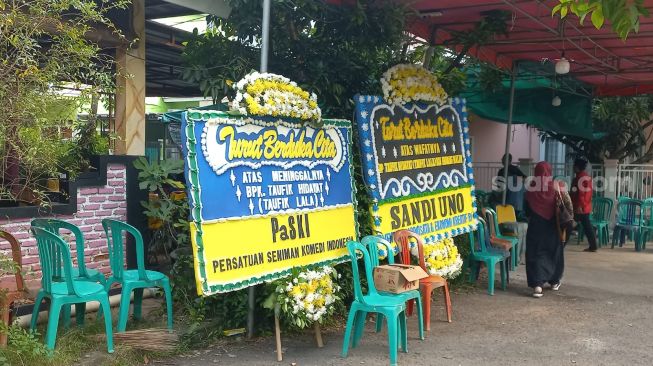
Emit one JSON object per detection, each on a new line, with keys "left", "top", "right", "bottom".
{"left": 277, "top": 266, "right": 341, "bottom": 326}
{"left": 231, "top": 72, "right": 321, "bottom": 122}
{"left": 380, "top": 64, "right": 448, "bottom": 106}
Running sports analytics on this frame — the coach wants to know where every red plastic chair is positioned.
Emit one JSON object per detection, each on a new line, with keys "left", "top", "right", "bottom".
{"left": 0, "top": 230, "right": 26, "bottom": 347}
{"left": 393, "top": 230, "right": 452, "bottom": 331}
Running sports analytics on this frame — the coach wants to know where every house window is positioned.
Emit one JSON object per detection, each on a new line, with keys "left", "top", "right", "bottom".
{"left": 543, "top": 138, "right": 569, "bottom": 178}
{"left": 544, "top": 138, "right": 566, "bottom": 165}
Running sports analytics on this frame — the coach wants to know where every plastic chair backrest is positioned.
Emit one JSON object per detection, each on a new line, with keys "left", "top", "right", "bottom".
{"left": 641, "top": 198, "right": 653, "bottom": 226}
{"left": 361, "top": 236, "right": 395, "bottom": 268}
{"left": 469, "top": 218, "right": 491, "bottom": 255}
{"left": 482, "top": 208, "right": 500, "bottom": 238}
{"left": 31, "top": 219, "right": 66, "bottom": 281}
{"left": 346, "top": 240, "right": 379, "bottom": 303}
{"left": 30, "top": 226, "right": 77, "bottom": 296}
{"left": 476, "top": 218, "right": 494, "bottom": 253}
{"left": 392, "top": 230, "right": 426, "bottom": 271}
{"left": 616, "top": 198, "right": 642, "bottom": 226}
{"left": 31, "top": 218, "right": 88, "bottom": 277}
{"left": 102, "top": 219, "right": 148, "bottom": 281}
{"left": 0, "top": 230, "right": 24, "bottom": 292}
{"left": 591, "top": 197, "right": 613, "bottom": 222}
{"left": 496, "top": 204, "right": 517, "bottom": 224}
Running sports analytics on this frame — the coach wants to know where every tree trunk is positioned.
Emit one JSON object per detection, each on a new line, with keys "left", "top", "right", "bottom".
{"left": 77, "top": 93, "right": 100, "bottom": 171}
{"left": 631, "top": 143, "right": 653, "bottom": 164}
{"left": 627, "top": 119, "right": 653, "bottom": 163}
{"left": 2, "top": 141, "right": 20, "bottom": 198}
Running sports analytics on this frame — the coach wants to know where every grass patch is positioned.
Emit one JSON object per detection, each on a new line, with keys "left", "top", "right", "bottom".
{"left": 0, "top": 312, "right": 179, "bottom": 366}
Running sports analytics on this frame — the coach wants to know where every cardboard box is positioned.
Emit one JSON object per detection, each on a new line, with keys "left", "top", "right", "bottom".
{"left": 373, "top": 264, "right": 429, "bottom": 293}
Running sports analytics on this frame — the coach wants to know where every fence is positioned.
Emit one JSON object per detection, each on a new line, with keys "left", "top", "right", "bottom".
{"left": 617, "top": 164, "right": 653, "bottom": 200}
{"left": 472, "top": 162, "right": 503, "bottom": 191}
{"left": 473, "top": 161, "right": 605, "bottom": 194}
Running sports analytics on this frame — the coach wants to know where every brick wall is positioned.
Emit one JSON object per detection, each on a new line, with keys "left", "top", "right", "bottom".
{"left": 0, "top": 163, "right": 128, "bottom": 290}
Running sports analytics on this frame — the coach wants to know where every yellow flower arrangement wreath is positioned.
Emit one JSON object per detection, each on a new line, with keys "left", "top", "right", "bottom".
{"left": 410, "top": 237, "right": 463, "bottom": 279}
{"left": 273, "top": 266, "right": 341, "bottom": 329}
{"left": 231, "top": 72, "right": 321, "bottom": 122}
{"left": 381, "top": 64, "right": 448, "bottom": 106}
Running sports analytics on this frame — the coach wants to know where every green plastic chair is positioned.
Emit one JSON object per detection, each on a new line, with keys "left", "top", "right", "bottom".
{"left": 102, "top": 219, "right": 173, "bottom": 332}
{"left": 468, "top": 219, "right": 509, "bottom": 295}
{"left": 576, "top": 197, "right": 613, "bottom": 247}
{"left": 482, "top": 208, "right": 518, "bottom": 271}
{"left": 30, "top": 219, "right": 107, "bottom": 330}
{"left": 31, "top": 219, "right": 106, "bottom": 284}
{"left": 613, "top": 196, "right": 636, "bottom": 243}
{"left": 611, "top": 198, "right": 642, "bottom": 250}
{"left": 342, "top": 241, "right": 422, "bottom": 366}
{"left": 29, "top": 227, "right": 114, "bottom": 352}
{"left": 638, "top": 198, "right": 653, "bottom": 250}
{"left": 359, "top": 236, "right": 424, "bottom": 337}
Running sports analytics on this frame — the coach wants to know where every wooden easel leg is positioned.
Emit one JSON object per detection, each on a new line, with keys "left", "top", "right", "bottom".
{"left": 274, "top": 312, "right": 283, "bottom": 361}
{"left": 314, "top": 323, "right": 323, "bottom": 348}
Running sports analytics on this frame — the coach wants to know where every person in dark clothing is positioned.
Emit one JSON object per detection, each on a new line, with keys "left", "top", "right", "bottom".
{"left": 525, "top": 161, "right": 564, "bottom": 298}
{"left": 497, "top": 154, "right": 527, "bottom": 215}
{"left": 497, "top": 154, "right": 527, "bottom": 180}
{"left": 570, "top": 158, "right": 598, "bottom": 252}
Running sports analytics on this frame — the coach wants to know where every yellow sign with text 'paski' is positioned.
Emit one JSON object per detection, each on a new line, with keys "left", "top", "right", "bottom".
{"left": 191, "top": 205, "right": 355, "bottom": 290}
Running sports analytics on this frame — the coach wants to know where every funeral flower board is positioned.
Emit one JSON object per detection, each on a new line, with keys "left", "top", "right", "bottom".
{"left": 182, "top": 110, "right": 357, "bottom": 295}
{"left": 354, "top": 95, "right": 477, "bottom": 243}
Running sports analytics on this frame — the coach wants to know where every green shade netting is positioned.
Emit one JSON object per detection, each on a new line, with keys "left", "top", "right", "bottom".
{"left": 460, "top": 62, "right": 594, "bottom": 139}
{"left": 161, "top": 103, "right": 228, "bottom": 124}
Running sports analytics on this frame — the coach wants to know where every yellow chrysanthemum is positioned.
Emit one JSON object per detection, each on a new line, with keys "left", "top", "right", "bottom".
{"left": 232, "top": 72, "right": 321, "bottom": 121}
{"left": 381, "top": 64, "right": 448, "bottom": 105}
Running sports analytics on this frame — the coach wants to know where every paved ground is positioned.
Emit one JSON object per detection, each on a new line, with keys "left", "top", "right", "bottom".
{"left": 168, "top": 243, "right": 653, "bottom": 366}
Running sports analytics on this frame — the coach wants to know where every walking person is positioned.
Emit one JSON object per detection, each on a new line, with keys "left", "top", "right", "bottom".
{"left": 525, "top": 162, "right": 564, "bottom": 298}
{"left": 570, "top": 158, "right": 598, "bottom": 252}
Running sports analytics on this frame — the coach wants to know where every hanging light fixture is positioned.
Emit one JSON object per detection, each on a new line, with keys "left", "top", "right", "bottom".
{"left": 552, "top": 95, "right": 562, "bottom": 106}
{"left": 555, "top": 51, "right": 570, "bottom": 74}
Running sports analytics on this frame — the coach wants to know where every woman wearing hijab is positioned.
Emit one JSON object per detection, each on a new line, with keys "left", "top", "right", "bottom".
{"left": 525, "top": 162, "right": 564, "bottom": 298}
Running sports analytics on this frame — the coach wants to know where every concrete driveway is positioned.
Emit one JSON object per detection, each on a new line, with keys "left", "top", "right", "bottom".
{"left": 169, "top": 244, "right": 653, "bottom": 366}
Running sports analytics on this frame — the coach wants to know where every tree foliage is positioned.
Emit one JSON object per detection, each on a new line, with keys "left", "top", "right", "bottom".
{"left": 442, "top": 10, "right": 511, "bottom": 74}
{"left": 554, "top": 0, "right": 650, "bottom": 39}
{"left": 181, "top": 1, "right": 512, "bottom": 118}
{"left": 548, "top": 1, "right": 652, "bottom": 161}
{"left": 409, "top": 10, "right": 511, "bottom": 98}
{"left": 182, "top": 0, "right": 410, "bottom": 119}
{"left": 543, "top": 95, "right": 653, "bottom": 162}
{"left": 0, "top": 0, "right": 127, "bottom": 202}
